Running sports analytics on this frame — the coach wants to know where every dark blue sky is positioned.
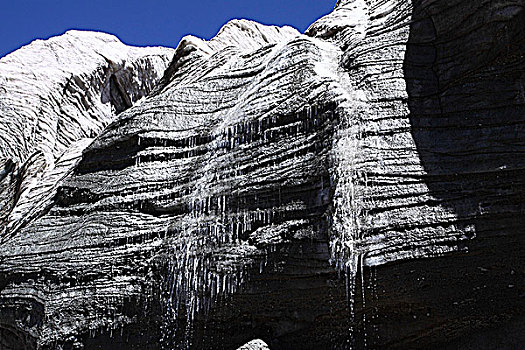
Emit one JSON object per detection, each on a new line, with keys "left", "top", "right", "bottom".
{"left": 0, "top": 0, "right": 337, "bottom": 58}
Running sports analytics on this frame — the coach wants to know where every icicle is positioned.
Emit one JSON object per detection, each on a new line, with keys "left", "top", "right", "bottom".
{"left": 360, "top": 253, "right": 368, "bottom": 349}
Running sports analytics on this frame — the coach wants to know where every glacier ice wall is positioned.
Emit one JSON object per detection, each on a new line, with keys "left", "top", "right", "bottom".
{"left": 312, "top": 0, "right": 473, "bottom": 274}
{"left": 0, "top": 0, "right": 524, "bottom": 348}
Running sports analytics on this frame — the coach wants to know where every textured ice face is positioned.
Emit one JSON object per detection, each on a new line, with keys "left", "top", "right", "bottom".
{"left": 47, "top": 23, "right": 345, "bottom": 347}
{"left": 0, "top": 30, "right": 174, "bottom": 164}
{"left": 2, "top": 0, "right": 523, "bottom": 347}
{"left": 0, "top": 3, "right": 457, "bottom": 346}
{"left": 0, "top": 18, "right": 347, "bottom": 347}
{"left": 307, "top": 0, "right": 471, "bottom": 273}
{"left": 0, "top": 30, "right": 174, "bottom": 242}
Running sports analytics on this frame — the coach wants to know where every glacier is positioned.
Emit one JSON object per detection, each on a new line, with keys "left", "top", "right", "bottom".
{"left": 0, "top": 0, "right": 524, "bottom": 349}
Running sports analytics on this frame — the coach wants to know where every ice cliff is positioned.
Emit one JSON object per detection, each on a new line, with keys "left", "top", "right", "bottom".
{"left": 0, "top": 0, "right": 523, "bottom": 349}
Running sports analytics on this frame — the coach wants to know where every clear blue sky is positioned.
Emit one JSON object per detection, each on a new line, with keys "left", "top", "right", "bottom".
{"left": 0, "top": 0, "right": 337, "bottom": 58}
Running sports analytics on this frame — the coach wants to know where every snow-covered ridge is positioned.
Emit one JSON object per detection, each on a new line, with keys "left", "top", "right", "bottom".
{"left": 0, "top": 30, "right": 174, "bottom": 240}
{"left": 153, "top": 19, "right": 300, "bottom": 95}
{"left": 174, "top": 19, "right": 299, "bottom": 58}
{"left": 0, "top": 29, "right": 174, "bottom": 164}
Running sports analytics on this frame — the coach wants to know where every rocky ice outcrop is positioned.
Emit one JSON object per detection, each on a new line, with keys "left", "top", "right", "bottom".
{"left": 0, "top": 30, "right": 174, "bottom": 242}
{"left": 237, "top": 339, "right": 270, "bottom": 350}
{"left": 0, "top": 0, "right": 523, "bottom": 349}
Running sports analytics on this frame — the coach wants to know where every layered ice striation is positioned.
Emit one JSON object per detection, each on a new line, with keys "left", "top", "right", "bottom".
{"left": 311, "top": 0, "right": 473, "bottom": 273}
{"left": 1, "top": 0, "right": 524, "bottom": 348}
{"left": 0, "top": 30, "right": 174, "bottom": 241}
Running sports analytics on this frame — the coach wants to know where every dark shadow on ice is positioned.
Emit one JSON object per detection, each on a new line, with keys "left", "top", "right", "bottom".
{"left": 404, "top": 0, "right": 525, "bottom": 242}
